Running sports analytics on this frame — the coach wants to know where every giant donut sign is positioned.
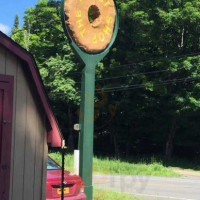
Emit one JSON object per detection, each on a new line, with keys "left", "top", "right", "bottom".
{"left": 63, "top": 0, "right": 116, "bottom": 53}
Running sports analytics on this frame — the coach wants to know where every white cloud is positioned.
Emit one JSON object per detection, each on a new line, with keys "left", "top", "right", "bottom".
{"left": 0, "top": 23, "right": 11, "bottom": 35}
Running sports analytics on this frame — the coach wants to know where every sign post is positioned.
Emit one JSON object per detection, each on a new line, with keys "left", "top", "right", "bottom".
{"left": 61, "top": 1, "right": 118, "bottom": 199}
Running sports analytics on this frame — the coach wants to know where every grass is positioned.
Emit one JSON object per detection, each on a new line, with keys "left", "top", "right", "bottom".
{"left": 93, "top": 156, "right": 179, "bottom": 176}
{"left": 50, "top": 152, "right": 74, "bottom": 172}
{"left": 49, "top": 152, "right": 180, "bottom": 177}
{"left": 94, "top": 188, "right": 141, "bottom": 200}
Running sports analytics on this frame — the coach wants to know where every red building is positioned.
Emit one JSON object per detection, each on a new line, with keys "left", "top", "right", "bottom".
{"left": 0, "top": 31, "right": 63, "bottom": 200}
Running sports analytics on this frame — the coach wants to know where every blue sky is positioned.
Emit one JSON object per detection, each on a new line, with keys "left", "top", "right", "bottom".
{"left": 0, "top": 0, "right": 38, "bottom": 35}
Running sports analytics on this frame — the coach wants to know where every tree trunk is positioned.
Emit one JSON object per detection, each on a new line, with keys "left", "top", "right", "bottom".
{"left": 67, "top": 106, "right": 74, "bottom": 153}
{"left": 125, "top": 123, "right": 134, "bottom": 158}
{"left": 165, "top": 117, "right": 178, "bottom": 159}
{"left": 113, "top": 134, "right": 119, "bottom": 159}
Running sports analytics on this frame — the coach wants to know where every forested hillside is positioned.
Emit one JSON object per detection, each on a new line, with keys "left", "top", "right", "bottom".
{"left": 11, "top": 0, "right": 200, "bottom": 159}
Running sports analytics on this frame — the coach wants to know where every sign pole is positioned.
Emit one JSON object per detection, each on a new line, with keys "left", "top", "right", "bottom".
{"left": 78, "top": 56, "right": 108, "bottom": 199}
{"left": 61, "top": 1, "right": 119, "bottom": 199}
{"left": 79, "top": 63, "right": 95, "bottom": 200}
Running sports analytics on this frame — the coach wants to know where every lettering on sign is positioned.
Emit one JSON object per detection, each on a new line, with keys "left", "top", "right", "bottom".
{"left": 64, "top": 0, "right": 116, "bottom": 52}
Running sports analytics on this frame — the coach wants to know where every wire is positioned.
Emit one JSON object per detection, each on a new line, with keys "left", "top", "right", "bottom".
{"left": 48, "top": 76, "right": 200, "bottom": 96}
{"left": 75, "top": 64, "right": 199, "bottom": 84}
{"left": 107, "top": 52, "right": 200, "bottom": 69}
{"left": 95, "top": 67, "right": 194, "bottom": 82}
{"left": 72, "top": 51, "right": 200, "bottom": 77}
{"left": 96, "top": 76, "right": 200, "bottom": 93}
{"left": 75, "top": 69, "right": 169, "bottom": 84}
{"left": 67, "top": 71, "right": 82, "bottom": 75}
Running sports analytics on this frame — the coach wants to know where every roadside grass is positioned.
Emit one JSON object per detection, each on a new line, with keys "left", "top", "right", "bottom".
{"left": 122, "top": 155, "right": 200, "bottom": 172}
{"left": 92, "top": 156, "right": 179, "bottom": 176}
{"left": 94, "top": 188, "right": 141, "bottom": 200}
{"left": 49, "top": 152, "right": 180, "bottom": 177}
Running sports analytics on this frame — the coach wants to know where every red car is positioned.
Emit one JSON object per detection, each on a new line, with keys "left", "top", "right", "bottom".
{"left": 46, "top": 156, "right": 86, "bottom": 200}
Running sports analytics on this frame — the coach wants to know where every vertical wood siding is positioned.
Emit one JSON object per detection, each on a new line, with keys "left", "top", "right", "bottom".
{"left": 0, "top": 45, "right": 48, "bottom": 200}
{"left": 0, "top": 46, "right": 6, "bottom": 74}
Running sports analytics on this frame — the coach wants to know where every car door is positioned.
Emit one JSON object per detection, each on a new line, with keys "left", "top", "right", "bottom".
{"left": 0, "top": 75, "right": 14, "bottom": 200}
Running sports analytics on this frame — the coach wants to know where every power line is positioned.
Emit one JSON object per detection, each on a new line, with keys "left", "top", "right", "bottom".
{"left": 75, "top": 69, "right": 169, "bottom": 84}
{"left": 95, "top": 67, "right": 195, "bottom": 82}
{"left": 75, "top": 64, "right": 199, "bottom": 84}
{"left": 48, "top": 76, "right": 200, "bottom": 96}
{"left": 96, "top": 76, "right": 200, "bottom": 93}
{"left": 71, "top": 51, "right": 200, "bottom": 77}
{"left": 107, "top": 52, "right": 200, "bottom": 69}
{"left": 67, "top": 71, "right": 83, "bottom": 75}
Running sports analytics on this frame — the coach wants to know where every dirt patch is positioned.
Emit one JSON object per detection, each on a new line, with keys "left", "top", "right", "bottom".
{"left": 172, "top": 168, "right": 200, "bottom": 177}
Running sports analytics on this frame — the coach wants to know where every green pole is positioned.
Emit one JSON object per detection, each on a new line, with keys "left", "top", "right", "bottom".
{"left": 78, "top": 56, "right": 105, "bottom": 200}
{"left": 75, "top": 47, "right": 114, "bottom": 200}
{"left": 61, "top": 2, "right": 119, "bottom": 199}
{"left": 79, "top": 63, "right": 96, "bottom": 200}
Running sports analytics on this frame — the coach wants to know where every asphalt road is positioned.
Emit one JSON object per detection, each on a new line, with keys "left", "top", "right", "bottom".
{"left": 93, "top": 174, "right": 200, "bottom": 200}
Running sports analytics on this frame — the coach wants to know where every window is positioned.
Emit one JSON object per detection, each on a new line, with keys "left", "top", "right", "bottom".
{"left": 47, "top": 157, "right": 61, "bottom": 170}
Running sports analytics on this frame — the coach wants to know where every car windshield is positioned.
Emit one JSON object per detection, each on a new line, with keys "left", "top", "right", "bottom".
{"left": 47, "top": 157, "right": 61, "bottom": 170}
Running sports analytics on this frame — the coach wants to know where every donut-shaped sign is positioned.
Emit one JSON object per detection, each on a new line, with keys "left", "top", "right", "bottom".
{"left": 63, "top": 0, "right": 116, "bottom": 53}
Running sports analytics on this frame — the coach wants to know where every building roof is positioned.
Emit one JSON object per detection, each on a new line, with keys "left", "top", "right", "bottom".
{"left": 0, "top": 31, "right": 63, "bottom": 147}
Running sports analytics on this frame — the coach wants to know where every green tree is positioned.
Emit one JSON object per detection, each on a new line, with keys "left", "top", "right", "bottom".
{"left": 10, "top": 0, "right": 200, "bottom": 159}
{"left": 11, "top": 0, "right": 83, "bottom": 152}
{"left": 98, "top": 0, "right": 200, "bottom": 158}
{"left": 11, "top": 14, "right": 19, "bottom": 34}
